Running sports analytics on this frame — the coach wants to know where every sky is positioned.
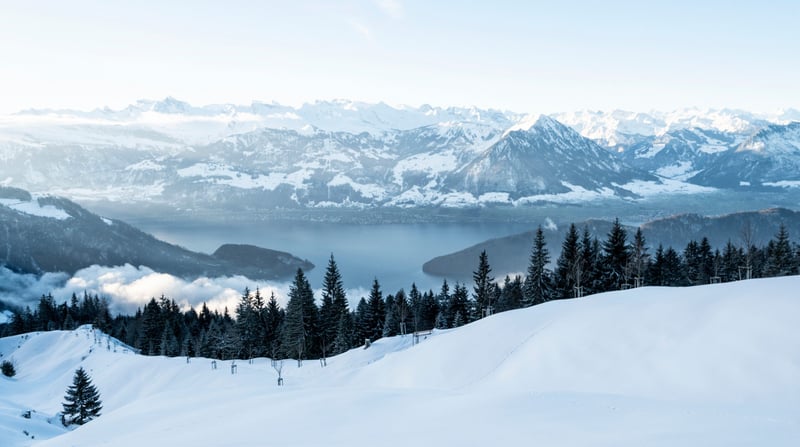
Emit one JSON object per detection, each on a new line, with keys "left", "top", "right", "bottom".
{"left": 0, "top": 0, "right": 798, "bottom": 114}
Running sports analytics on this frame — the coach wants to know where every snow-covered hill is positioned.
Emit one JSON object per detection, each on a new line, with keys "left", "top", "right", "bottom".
{"left": 1, "top": 99, "right": 799, "bottom": 211}
{"left": 1, "top": 277, "right": 798, "bottom": 446}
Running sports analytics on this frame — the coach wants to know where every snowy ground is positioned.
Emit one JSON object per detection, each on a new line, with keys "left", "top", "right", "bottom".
{"left": 1, "top": 277, "right": 799, "bottom": 446}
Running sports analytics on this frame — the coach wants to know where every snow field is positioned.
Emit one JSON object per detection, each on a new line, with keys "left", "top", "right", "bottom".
{"left": 1, "top": 276, "right": 799, "bottom": 446}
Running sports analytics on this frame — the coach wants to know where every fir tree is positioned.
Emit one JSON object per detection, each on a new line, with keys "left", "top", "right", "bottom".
{"left": 524, "top": 226, "right": 553, "bottom": 306}
{"left": 320, "top": 254, "right": 348, "bottom": 354}
{"left": 62, "top": 367, "right": 102, "bottom": 426}
{"left": 601, "top": 218, "right": 630, "bottom": 291}
{"left": 766, "top": 224, "right": 794, "bottom": 276}
{"left": 554, "top": 223, "right": 580, "bottom": 299}
{"left": 629, "top": 228, "right": 650, "bottom": 286}
{"left": 281, "top": 269, "right": 319, "bottom": 365}
{"left": 334, "top": 311, "right": 355, "bottom": 354}
{"left": 580, "top": 226, "right": 601, "bottom": 295}
{"left": 449, "top": 282, "right": 470, "bottom": 328}
{"left": 472, "top": 250, "right": 495, "bottom": 318}
{"left": 365, "top": 279, "right": 386, "bottom": 341}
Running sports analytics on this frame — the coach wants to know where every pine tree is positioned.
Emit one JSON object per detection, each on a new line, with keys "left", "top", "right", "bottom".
{"left": 472, "top": 250, "right": 495, "bottom": 318}
{"left": 281, "top": 269, "right": 319, "bottom": 365}
{"left": 554, "top": 223, "right": 580, "bottom": 299}
{"left": 766, "top": 224, "right": 794, "bottom": 276}
{"left": 524, "top": 226, "right": 553, "bottom": 306}
{"left": 365, "top": 279, "right": 386, "bottom": 341}
{"left": 449, "top": 282, "right": 469, "bottom": 328}
{"left": 264, "top": 292, "right": 283, "bottom": 359}
{"left": 663, "top": 246, "right": 687, "bottom": 286}
{"left": 62, "top": 367, "right": 102, "bottom": 426}
{"left": 601, "top": 218, "right": 629, "bottom": 291}
{"left": 334, "top": 311, "right": 355, "bottom": 354}
{"left": 320, "top": 254, "right": 348, "bottom": 354}
{"left": 580, "top": 226, "right": 601, "bottom": 295}
{"left": 629, "top": 228, "right": 649, "bottom": 286}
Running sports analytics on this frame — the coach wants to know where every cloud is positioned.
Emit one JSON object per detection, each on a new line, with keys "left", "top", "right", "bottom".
{"left": 0, "top": 264, "right": 293, "bottom": 316}
{"left": 544, "top": 217, "right": 558, "bottom": 231}
{"left": 0, "top": 264, "right": 368, "bottom": 317}
{"left": 0, "top": 266, "right": 69, "bottom": 309}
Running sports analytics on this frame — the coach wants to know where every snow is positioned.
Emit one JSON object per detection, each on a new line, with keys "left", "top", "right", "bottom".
{"left": 1, "top": 277, "right": 799, "bottom": 446}
{"left": 124, "top": 160, "right": 165, "bottom": 172}
{"left": 176, "top": 163, "right": 311, "bottom": 191}
{"left": 0, "top": 197, "right": 70, "bottom": 220}
{"left": 0, "top": 310, "right": 12, "bottom": 324}
{"left": 391, "top": 151, "right": 458, "bottom": 186}
{"left": 617, "top": 179, "right": 715, "bottom": 195}
{"left": 654, "top": 161, "right": 698, "bottom": 180}
{"left": 327, "top": 174, "right": 386, "bottom": 200}
{"left": 764, "top": 180, "right": 800, "bottom": 188}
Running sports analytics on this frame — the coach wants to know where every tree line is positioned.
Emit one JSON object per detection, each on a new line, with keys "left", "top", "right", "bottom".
{"left": 2, "top": 222, "right": 798, "bottom": 364}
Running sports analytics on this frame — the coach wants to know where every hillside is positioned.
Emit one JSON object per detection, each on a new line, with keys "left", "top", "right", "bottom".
{"left": 423, "top": 208, "right": 800, "bottom": 279}
{"left": 0, "top": 187, "right": 313, "bottom": 280}
{"left": 1, "top": 277, "right": 798, "bottom": 446}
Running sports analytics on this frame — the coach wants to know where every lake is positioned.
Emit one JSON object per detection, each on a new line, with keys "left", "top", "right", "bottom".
{"left": 134, "top": 219, "right": 538, "bottom": 296}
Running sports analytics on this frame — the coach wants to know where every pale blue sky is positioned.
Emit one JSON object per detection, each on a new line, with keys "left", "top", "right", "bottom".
{"left": 1, "top": 0, "right": 797, "bottom": 114}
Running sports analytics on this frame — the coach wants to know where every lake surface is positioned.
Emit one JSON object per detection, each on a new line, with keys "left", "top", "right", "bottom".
{"left": 135, "top": 219, "right": 538, "bottom": 296}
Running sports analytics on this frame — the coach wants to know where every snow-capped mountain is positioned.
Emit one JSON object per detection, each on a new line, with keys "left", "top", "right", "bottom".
{"left": 447, "top": 116, "right": 657, "bottom": 199}
{"left": 552, "top": 108, "right": 785, "bottom": 149}
{"left": 0, "top": 99, "right": 799, "bottom": 212}
{"left": 621, "top": 128, "right": 742, "bottom": 181}
{"left": 689, "top": 122, "right": 800, "bottom": 188}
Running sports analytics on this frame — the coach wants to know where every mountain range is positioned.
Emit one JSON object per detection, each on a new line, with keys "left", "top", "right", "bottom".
{"left": 1, "top": 99, "right": 798, "bottom": 213}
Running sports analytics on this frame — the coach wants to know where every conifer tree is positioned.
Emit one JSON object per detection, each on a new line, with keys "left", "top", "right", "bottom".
{"left": 449, "top": 282, "right": 470, "bottom": 328}
{"left": 554, "top": 223, "right": 580, "bottom": 299}
{"left": 601, "top": 218, "right": 630, "bottom": 291}
{"left": 524, "top": 226, "right": 553, "bottom": 306}
{"left": 580, "top": 226, "right": 601, "bottom": 295}
{"left": 472, "top": 250, "right": 495, "bottom": 318}
{"left": 320, "top": 254, "right": 348, "bottom": 354}
{"left": 365, "top": 279, "right": 386, "bottom": 341}
{"left": 433, "top": 280, "right": 450, "bottom": 327}
{"left": 62, "top": 367, "right": 102, "bottom": 426}
{"left": 766, "top": 224, "right": 794, "bottom": 276}
{"left": 629, "top": 228, "right": 650, "bottom": 286}
{"left": 265, "top": 292, "right": 283, "bottom": 359}
{"left": 281, "top": 269, "right": 319, "bottom": 365}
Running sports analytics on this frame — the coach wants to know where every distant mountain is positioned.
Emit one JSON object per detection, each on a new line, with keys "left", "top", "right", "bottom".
{"left": 552, "top": 108, "right": 785, "bottom": 149}
{"left": 446, "top": 116, "right": 658, "bottom": 199}
{"left": 422, "top": 208, "right": 800, "bottom": 280}
{"left": 688, "top": 122, "right": 800, "bottom": 188}
{"left": 1, "top": 99, "right": 799, "bottom": 213}
{"left": 620, "top": 128, "right": 741, "bottom": 181}
{"left": 0, "top": 187, "right": 313, "bottom": 280}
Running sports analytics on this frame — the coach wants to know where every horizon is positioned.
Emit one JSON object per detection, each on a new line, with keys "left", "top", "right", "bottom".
{"left": 1, "top": 1, "right": 798, "bottom": 115}
{"left": 4, "top": 95, "right": 799, "bottom": 117}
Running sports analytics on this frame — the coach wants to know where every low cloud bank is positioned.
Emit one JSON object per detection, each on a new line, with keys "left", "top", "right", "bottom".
{"left": 0, "top": 265, "right": 370, "bottom": 316}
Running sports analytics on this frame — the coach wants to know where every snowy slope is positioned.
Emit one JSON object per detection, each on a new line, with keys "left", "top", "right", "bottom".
{"left": 2, "top": 277, "right": 799, "bottom": 446}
